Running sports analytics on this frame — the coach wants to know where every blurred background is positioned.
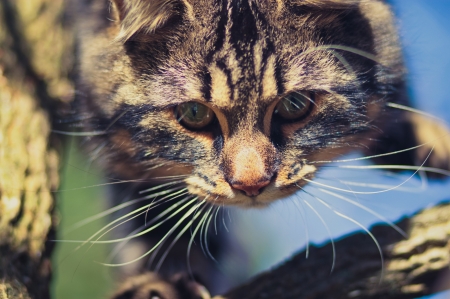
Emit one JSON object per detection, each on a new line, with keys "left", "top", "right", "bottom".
{"left": 52, "top": 1, "right": 450, "bottom": 298}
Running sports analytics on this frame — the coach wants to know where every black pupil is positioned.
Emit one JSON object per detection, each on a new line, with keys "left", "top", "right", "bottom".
{"left": 288, "top": 96, "right": 305, "bottom": 110}
{"left": 191, "top": 104, "right": 199, "bottom": 117}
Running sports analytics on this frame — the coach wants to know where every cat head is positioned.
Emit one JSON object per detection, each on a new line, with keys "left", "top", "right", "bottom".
{"left": 78, "top": 0, "right": 405, "bottom": 207}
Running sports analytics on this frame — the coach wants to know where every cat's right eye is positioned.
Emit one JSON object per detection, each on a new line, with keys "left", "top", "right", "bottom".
{"left": 175, "top": 102, "right": 215, "bottom": 130}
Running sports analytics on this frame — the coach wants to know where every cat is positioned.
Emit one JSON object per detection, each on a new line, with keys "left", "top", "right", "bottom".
{"left": 68, "top": 0, "right": 450, "bottom": 298}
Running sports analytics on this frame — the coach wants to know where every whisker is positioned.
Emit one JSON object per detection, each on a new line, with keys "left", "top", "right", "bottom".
{"left": 310, "top": 192, "right": 385, "bottom": 283}
{"left": 199, "top": 205, "right": 214, "bottom": 257}
{"left": 311, "top": 128, "right": 449, "bottom": 165}
{"left": 154, "top": 203, "right": 209, "bottom": 272}
{"left": 222, "top": 206, "right": 230, "bottom": 233}
{"left": 107, "top": 223, "right": 147, "bottom": 265}
{"left": 321, "top": 178, "right": 424, "bottom": 193}
{"left": 99, "top": 198, "right": 205, "bottom": 267}
{"left": 145, "top": 190, "right": 190, "bottom": 225}
{"left": 331, "top": 164, "right": 450, "bottom": 177}
{"left": 190, "top": 195, "right": 209, "bottom": 237}
{"left": 214, "top": 204, "right": 221, "bottom": 235}
{"left": 145, "top": 196, "right": 195, "bottom": 270}
{"left": 104, "top": 109, "right": 130, "bottom": 132}
{"left": 204, "top": 206, "right": 219, "bottom": 263}
{"left": 146, "top": 174, "right": 190, "bottom": 181}
{"left": 317, "top": 188, "right": 407, "bottom": 238}
{"left": 303, "top": 145, "right": 433, "bottom": 195}
{"left": 301, "top": 196, "right": 336, "bottom": 273}
{"left": 58, "top": 195, "right": 193, "bottom": 246}
{"left": 324, "top": 50, "right": 357, "bottom": 81}
{"left": 55, "top": 179, "right": 165, "bottom": 193}
{"left": 64, "top": 185, "right": 185, "bottom": 235}
{"left": 90, "top": 196, "right": 194, "bottom": 245}
{"left": 138, "top": 181, "right": 185, "bottom": 194}
{"left": 52, "top": 130, "right": 106, "bottom": 136}
{"left": 291, "top": 199, "right": 310, "bottom": 259}
{"left": 304, "top": 44, "right": 379, "bottom": 63}
{"left": 186, "top": 201, "right": 209, "bottom": 278}
{"left": 387, "top": 102, "right": 447, "bottom": 123}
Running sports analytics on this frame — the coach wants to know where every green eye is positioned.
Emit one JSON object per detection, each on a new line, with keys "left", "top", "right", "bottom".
{"left": 274, "top": 91, "right": 314, "bottom": 120}
{"left": 175, "top": 102, "right": 215, "bottom": 129}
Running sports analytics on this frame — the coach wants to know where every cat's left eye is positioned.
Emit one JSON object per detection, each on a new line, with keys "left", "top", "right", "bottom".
{"left": 274, "top": 91, "right": 314, "bottom": 121}
{"left": 175, "top": 102, "right": 215, "bottom": 130}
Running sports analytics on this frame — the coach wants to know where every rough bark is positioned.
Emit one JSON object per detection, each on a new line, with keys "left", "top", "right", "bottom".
{"left": 215, "top": 202, "right": 450, "bottom": 299}
{"left": 0, "top": 0, "right": 72, "bottom": 298}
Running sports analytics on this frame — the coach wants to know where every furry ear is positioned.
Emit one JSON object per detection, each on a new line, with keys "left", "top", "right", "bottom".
{"left": 111, "top": 0, "right": 190, "bottom": 42}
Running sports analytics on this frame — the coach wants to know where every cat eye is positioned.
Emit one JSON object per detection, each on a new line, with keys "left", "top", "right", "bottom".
{"left": 175, "top": 102, "right": 215, "bottom": 129}
{"left": 274, "top": 91, "right": 314, "bottom": 121}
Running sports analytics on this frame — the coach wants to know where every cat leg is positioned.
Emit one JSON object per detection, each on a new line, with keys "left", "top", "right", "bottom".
{"left": 110, "top": 272, "right": 211, "bottom": 299}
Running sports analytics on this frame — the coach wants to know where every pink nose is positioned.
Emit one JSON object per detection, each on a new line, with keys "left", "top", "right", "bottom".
{"left": 231, "top": 180, "right": 271, "bottom": 197}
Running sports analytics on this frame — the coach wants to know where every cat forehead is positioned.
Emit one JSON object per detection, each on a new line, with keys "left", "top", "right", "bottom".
{"left": 127, "top": 0, "right": 370, "bottom": 108}
{"left": 172, "top": 4, "right": 357, "bottom": 107}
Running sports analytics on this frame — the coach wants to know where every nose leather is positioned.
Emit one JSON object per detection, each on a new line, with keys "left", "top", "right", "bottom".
{"left": 231, "top": 179, "right": 271, "bottom": 197}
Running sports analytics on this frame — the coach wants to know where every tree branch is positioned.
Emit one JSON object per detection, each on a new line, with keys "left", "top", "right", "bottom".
{"left": 215, "top": 202, "right": 450, "bottom": 299}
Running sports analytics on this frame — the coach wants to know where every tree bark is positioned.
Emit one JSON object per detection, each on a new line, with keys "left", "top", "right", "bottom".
{"left": 215, "top": 202, "right": 450, "bottom": 299}
{"left": 0, "top": 0, "right": 72, "bottom": 298}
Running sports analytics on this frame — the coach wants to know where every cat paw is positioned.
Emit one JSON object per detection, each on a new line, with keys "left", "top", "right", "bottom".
{"left": 111, "top": 272, "right": 211, "bottom": 299}
{"left": 410, "top": 114, "right": 450, "bottom": 176}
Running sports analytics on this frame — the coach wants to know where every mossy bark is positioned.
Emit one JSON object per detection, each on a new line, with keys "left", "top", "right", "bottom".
{"left": 0, "top": 0, "right": 72, "bottom": 298}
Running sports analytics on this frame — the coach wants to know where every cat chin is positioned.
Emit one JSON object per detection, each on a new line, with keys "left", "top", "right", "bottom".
{"left": 186, "top": 183, "right": 301, "bottom": 209}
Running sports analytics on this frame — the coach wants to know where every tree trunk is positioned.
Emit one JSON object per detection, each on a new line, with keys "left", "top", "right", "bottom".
{"left": 0, "top": 0, "right": 72, "bottom": 297}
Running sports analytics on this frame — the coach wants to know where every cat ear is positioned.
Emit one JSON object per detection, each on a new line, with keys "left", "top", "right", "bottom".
{"left": 110, "top": 0, "right": 193, "bottom": 42}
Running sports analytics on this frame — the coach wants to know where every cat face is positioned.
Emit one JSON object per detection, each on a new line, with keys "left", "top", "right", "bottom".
{"left": 78, "top": 0, "right": 404, "bottom": 207}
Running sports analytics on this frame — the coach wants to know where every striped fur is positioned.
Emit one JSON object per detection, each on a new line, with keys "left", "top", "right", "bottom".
{"left": 73, "top": 0, "right": 413, "bottom": 207}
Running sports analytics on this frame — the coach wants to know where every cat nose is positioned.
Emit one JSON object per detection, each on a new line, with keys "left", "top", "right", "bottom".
{"left": 231, "top": 179, "right": 271, "bottom": 197}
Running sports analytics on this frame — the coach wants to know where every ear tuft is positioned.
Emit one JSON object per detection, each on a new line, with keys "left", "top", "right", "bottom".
{"left": 111, "top": 0, "right": 185, "bottom": 42}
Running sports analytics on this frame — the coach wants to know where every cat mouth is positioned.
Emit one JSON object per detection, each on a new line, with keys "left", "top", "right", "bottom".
{"left": 186, "top": 182, "right": 305, "bottom": 208}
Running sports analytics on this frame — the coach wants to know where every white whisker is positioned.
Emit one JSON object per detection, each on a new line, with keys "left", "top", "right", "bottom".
{"left": 330, "top": 179, "right": 424, "bottom": 193}
{"left": 303, "top": 145, "right": 433, "bottom": 195}
{"left": 187, "top": 201, "right": 209, "bottom": 277}
{"left": 214, "top": 205, "right": 221, "bottom": 235}
{"left": 203, "top": 206, "right": 218, "bottom": 263}
{"left": 99, "top": 198, "right": 205, "bottom": 267}
{"left": 333, "top": 164, "right": 450, "bottom": 177}
{"left": 64, "top": 185, "right": 186, "bottom": 235}
{"left": 154, "top": 203, "right": 208, "bottom": 272}
{"left": 199, "top": 205, "right": 214, "bottom": 257}
{"left": 317, "top": 188, "right": 406, "bottom": 238}
{"left": 292, "top": 199, "right": 310, "bottom": 259}
{"left": 334, "top": 209, "right": 384, "bottom": 283}
{"left": 301, "top": 197, "right": 336, "bottom": 273}
{"left": 387, "top": 102, "right": 447, "bottom": 123}
{"left": 52, "top": 130, "right": 106, "bottom": 136}
{"left": 306, "top": 191, "right": 384, "bottom": 281}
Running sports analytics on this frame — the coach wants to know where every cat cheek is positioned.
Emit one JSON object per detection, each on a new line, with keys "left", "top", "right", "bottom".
{"left": 275, "top": 163, "right": 317, "bottom": 188}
